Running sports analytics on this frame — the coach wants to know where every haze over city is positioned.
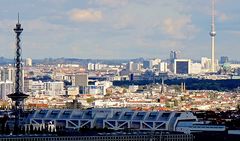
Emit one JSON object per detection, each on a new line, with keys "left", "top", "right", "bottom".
{"left": 0, "top": 0, "right": 239, "bottom": 59}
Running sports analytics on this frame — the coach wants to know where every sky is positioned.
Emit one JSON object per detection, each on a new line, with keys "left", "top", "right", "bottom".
{"left": 0, "top": 0, "right": 239, "bottom": 60}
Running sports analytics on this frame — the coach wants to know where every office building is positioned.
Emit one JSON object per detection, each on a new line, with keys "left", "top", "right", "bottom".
{"left": 158, "top": 62, "right": 168, "bottom": 72}
{"left": 24, "top": 80, "right": 45, "bottom": 95}
{"left": 94, "top": 63, "right": 107, "bottom": 70}
{"left": 0, "top": 67, "right": 15, "bottom": 82}
{"left": 0, "top": 67, "right": 25, "bottom": 91}
{"left": 201, "top": 57, "right": 211, "bottom": 72}
{"left": 67, "top": 86, "right": 79, "bottom": 96}
{"left": 132, "top": 63, "right": 141, "bottom": 72}
{"left": 127, "top": 62, "right": 141, "bottom": 72}
{"left": 143, "top": 60, "right": 150, "bottom": 69}
{"left": 0, "top": 81, "right": 14, "bottom": 101}
{"left": 220, "top": 56, "right": 229, "bottom": 64}
{"left": 72, "top": 74, "right": 88, "bottom": 87}
{"left": 80, "top": 81, "right": 112, "bottom": 95}
{"left": 170, "top": 51, "right": 178, "bottom": 72}
{"left": 44, "top": 81, "right": 64, "bottom": 96}
{"left": 25, "top": 58, "right": 32, "bottom": 67}
{"left": 149, "top": 58, "right": 161, "bottom": 69}
{"left": 142, "top": 59, "right": 161, "bottom": 69}
{"left": 127, "top": 61, "right": 134, "bottom": 72}
{"left": 191, "top": 63, "right": 202, "bottom": 74}
{"left": 174, "top": 59, "right": 191, "bottom": 74}
{"left": 87, "top": 63, "right": 95, "bottom": 71}
{"left": 87, "top": 63, "right": 107, "bottom": 71}
{"left": 170, "top": 51, "right": 178, "bottom": 64}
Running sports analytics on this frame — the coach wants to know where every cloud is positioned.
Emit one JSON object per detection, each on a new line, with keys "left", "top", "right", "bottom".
{"left": 24, "top": 19, "right": 62, "bottom": 31}
{"left": 160, "top": 40, "right": 182, "bottom": 48}
{"left": 113, "top": 15, "right": 135, "bottom": 30}
{"left": 162, "top": 16, "right": 199, "bottom": 39}
{"left": 91, "top": 0, "right": 128, "bottom": 7}
{"left": 69, "top": 9, "right": 103, "bottom": 22}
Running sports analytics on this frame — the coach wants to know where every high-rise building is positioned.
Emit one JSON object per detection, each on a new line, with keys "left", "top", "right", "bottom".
{"left": 149, "top": 59, "right": 161, "bottom": 69}
{"left": 132, "top": 63, "right": 141, "bottom": 72}
{"left": 170, "top": 51, "right": 177, "bottom": 64}
{"left": 220, "top": 56, "right": 229, "bottom": 64}
{"left": 158, "top": 62, "right": 168, "bottom": 72}
{"left": 127, "top": 62, "right": 141, "bottom": 72}
{"left": 0, "top": 81, "right": 14, "bottom": 101}
{"left": 24, "top": 80, "right": 45, "bottom": 95}
{"left": 1, "top": 67, "right": 15, "bottom": 82}
{"left": 201, "top": 57, "right": 211, "bottom": 72}
{"left": 0, "top": 67, "right": 25, "bottom": 91}
{"left": 94, "top": 63, "right": 106, "bottom": 70}
{"left": 127, "top": 61, "right": 134, "bottom": 72}
{"left": 142, "top": 59, "right": 161, "bottom": 69}
{"left": 87, "top": 63, "right": 95, "bottom": 71}
{"left": 143, "top": 60, "right": 150, "bottom": 69}
{"left": 174, "top": 59, "right": 191, "bottom": 74}
{"left": 80, "top": 81, "right": 112, "bottom": 95}
{"left": 72, "top": 74, "right": 88, "bottom": 87}
{"left": 25, "top": 58, "right": 32, "bottom": 67}
{"left": 191, "top": 63, "right": 202, "bottom": 74}
{"left": 44, "top": 81, "right": 64, "bottom": 96}
{"left": 66, "top": 86, "right": 79, "bottom": 96}
{"left": 169, "top": 51, "right": 178, "bottom": 72}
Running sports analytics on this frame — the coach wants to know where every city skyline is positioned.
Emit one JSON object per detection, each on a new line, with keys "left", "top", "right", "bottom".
{"left": 0, "top": 0, "right": 239, "bottom": 60}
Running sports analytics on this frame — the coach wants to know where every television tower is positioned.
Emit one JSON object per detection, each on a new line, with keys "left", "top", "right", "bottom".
{"left": 8, "top": 14, "right": 28, "bottom": 132}
{"left": 210, "top": 0, "right": 216, "bottom": 72}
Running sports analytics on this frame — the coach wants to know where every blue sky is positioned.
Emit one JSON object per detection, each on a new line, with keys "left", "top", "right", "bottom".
{"left": 0, "top": 0, "right": 239, "bottom": 60}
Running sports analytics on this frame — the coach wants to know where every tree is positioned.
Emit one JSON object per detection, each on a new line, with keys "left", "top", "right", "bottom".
{"left": 173, "top": 85, "right": 181, "bottom": 92}
{"left": 165, "top": 101, "right": 171, "bottom": 108}
{"left": 174, "top": 100, "right": 179, "bottom": 106}
{"left": 86, "top": 97, "right": 94, "bottom": 103}
{"left": 106, "top": 88, "right": 112, "bottom": 95}
{"left": 0, "top": 101, "right": 9, "bottom": 110}
{"left": 122, "top": 89, "right": 127, "bottom": 93}
{"left": 237, "top": 104, "right": 240, "bottom": 111}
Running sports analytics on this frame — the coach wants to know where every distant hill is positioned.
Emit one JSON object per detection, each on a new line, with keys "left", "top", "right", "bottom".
{"left": 0, "top": 57, "right": 132, "bottom": 66}
{"left": 0, "top": 57, "right": 14, "bottom": 65}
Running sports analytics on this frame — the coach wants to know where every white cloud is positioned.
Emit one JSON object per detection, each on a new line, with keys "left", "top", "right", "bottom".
{"left": 162, "top": 16, "right": 199, "bottom": 39}
{"left": 113, "top": 15, "right": 135, "bottom": 29}
{"left": 91, "top": 0, "right": 128, "bottom": 7}
{"left": 24, "top": 19, "right": 61, "bottom": 31}
{"left": 69, "top": 9, "right": 103, "bottom": 22}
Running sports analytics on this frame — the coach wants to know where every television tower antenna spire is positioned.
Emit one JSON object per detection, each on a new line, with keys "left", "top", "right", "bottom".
{"left": 17, "top": 12, "right": 19, "bottom": 24}
{"left": 210, "top": 0, "right": 216, "bottom": 72}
